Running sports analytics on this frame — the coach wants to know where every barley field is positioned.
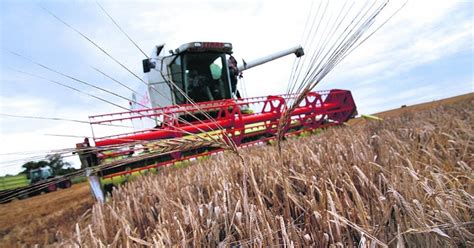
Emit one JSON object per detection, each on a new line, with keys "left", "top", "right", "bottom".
{"left": 58, "top": 95, "right": 473, "bottom": 247}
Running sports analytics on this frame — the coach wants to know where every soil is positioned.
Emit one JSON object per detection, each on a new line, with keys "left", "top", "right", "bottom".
{"left": 0, "top": 183, "right": 93, "bottom": 246}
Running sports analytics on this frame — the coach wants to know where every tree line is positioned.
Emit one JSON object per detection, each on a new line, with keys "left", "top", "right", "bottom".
{"left": 21, "top": 154, "right": 77, "bottom": 178}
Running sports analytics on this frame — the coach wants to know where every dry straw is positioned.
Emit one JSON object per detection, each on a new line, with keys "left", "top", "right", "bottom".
{"left": 59, "top": 98, "right": 473, "bottom": 247}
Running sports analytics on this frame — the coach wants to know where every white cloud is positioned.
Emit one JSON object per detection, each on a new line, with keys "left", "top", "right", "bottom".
{"left": 330, "top": 0, "right": 472, "bottom": 83}
{"left": 355, "top": 79, "right": 473, "bottom": 115}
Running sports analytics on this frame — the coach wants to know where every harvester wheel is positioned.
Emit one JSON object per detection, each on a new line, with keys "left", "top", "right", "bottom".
{"left": 18, "top": 193, "right": 29, "bottom": 200}
{"left": 61, "top": 180, "right": 72, "bottom": 189}
{"left": 47, "top": 183, "right": 57, "bottom": 192}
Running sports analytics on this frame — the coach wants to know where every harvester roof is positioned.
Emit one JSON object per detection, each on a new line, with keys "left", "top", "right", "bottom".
{"left": 174, "top": 42, "right": 233, "bottom": 54}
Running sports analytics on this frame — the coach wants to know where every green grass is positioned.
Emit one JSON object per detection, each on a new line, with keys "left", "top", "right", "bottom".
{"left": 0, "top": 174, "right": 29, "bottom": 190}
{"left": 71, "top": 176, "right": 88, "bottom": 184}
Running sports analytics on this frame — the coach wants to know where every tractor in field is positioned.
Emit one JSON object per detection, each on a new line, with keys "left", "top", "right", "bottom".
{"left": 76, "top": 42, "right": 357, "bottom": 199}
{"left": 0, "top": 166, "right": 72, "bottom": 203}
{"left": 28, "top": 166, "right": 72, "bottom": 194}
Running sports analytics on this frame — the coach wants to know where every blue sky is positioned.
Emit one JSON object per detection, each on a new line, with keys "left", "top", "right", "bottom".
{"left": 0, "top": 0, "right": 473, "bottom": 175}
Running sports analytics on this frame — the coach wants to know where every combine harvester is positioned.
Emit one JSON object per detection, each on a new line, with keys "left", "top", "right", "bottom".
{"left": 77, "top": 42, "right": 357, "bottom": 196}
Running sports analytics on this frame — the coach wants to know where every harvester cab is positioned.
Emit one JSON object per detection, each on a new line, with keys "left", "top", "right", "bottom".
{"left": 138, "top": 42, "right": 304, "bottom": 110}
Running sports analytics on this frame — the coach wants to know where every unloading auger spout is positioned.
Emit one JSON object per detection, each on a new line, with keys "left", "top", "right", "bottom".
{"left": 238, "top": 46, "right": 304, "bottom": 72}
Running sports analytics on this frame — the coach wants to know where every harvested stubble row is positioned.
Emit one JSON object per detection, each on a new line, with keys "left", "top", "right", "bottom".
{"left": 63, "top": 99, "right": 473, "bottom": 247}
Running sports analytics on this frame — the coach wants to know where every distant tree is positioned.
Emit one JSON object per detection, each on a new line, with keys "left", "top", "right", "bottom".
{"left": 21, "top": 160, "right": 49, "bottom": 178}
{"left": 46, "top": 154, "right": 73, "bottom": 175}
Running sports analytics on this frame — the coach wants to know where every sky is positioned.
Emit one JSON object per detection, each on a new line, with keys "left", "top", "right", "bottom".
{"left": 0, "top": 0, "right": 473, "bottom": 176}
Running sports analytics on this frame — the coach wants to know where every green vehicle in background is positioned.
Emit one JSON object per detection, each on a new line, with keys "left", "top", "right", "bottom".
{"left": 28, "top": 166, "right": 72, "bottom": 193}
{"left": 0, "top": 166, "right": 72, "bottom": 203}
